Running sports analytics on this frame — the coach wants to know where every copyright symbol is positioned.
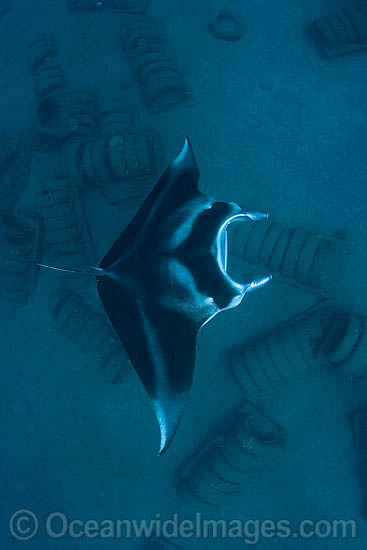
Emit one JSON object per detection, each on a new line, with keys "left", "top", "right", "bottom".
{"left": 9, "top": 509, "right": 38, "bottom": 540}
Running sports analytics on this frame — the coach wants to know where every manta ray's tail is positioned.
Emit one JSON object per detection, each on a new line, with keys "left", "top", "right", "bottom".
{"left": 37, "top": 263, "right": 105, "bottom": 276}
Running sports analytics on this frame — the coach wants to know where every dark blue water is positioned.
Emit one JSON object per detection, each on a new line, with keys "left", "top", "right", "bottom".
{"left": 1, "top": 0, "right": 367, "bottom": 548}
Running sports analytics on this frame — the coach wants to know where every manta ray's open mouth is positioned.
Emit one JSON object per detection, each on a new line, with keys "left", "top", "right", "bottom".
{"left": 217, "top": 211, "right": 271, "bottom": 299}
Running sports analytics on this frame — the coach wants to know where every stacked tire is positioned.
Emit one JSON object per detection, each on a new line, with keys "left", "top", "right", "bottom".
{"left": 121, "top": 16, "right": 189, "bottom": 113}
{"left": 320, "top": 310, "right": 367, "bottom": 379}
{"left": 232, "top": 309, "right": 328, "bottom": 398}
{"left": 49, "top": 288, "right": 130, "bottom": 383}
{"left": 230, "top": 219, "right": 343, "bottom": 296}
{"left": 182, "top": 403, "right": 286, "bottom": 507}
{"left": 0, "top": 212, "right": 41, "bottom": 307}
{"left": 37, "top": 177, "right": 95, "bottom": 287}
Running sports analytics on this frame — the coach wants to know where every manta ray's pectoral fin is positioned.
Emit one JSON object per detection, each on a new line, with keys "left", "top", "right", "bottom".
{"left": 99, "top": 137, "right": 200, "bottom": 270}
{"left": 97, "top": 276, "right": 199, "bottom": 455}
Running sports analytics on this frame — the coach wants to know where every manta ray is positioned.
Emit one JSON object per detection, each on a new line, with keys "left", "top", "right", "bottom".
{"left": 40, "top": 138, "right": 271, "bottom": 454}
